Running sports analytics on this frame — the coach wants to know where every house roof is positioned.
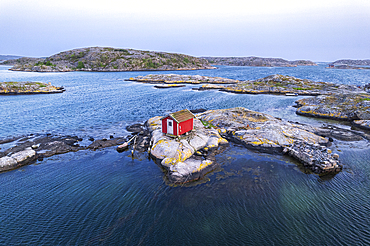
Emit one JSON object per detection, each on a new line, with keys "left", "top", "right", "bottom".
{"left": 166, "top": 109, "right": 195, "bottom": 123}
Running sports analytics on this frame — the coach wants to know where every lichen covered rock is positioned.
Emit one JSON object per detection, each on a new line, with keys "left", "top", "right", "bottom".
{"left": 0, "top": 82, "right": 65, "bottom": 94}
{"left": 147, "top": 116, "right": 228, "bottom": 183}
{"left": 295, "top": 93, "right": 370, "bottom": 121}
{"left": 197, "top": 107, "right": 342, "bottom": 174}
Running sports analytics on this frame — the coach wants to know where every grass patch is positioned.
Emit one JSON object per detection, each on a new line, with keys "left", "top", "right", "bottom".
{"left": 200, "top": 119, "right": 216, "bottom": 129}
{"left": 293, "top": 87, "right": 310, "bottom": 90}
{"left": 360, "top": 97, "right": 370, "bottom": 101}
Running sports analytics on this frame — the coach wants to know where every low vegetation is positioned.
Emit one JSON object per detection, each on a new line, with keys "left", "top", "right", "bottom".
{"left": 7, "top": 47, "right": 214, "bottom": 72}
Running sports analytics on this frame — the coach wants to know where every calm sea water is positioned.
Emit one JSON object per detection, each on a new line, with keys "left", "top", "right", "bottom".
{"left": 1, "top": 64, "right": 370, "bottom": 245}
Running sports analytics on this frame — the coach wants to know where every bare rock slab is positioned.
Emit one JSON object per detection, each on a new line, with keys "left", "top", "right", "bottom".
{"left": 197, "top": 107, "right": 343, "bottom": 175}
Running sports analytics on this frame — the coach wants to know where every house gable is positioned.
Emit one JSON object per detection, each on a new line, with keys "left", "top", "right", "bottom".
{"left": 161, "top": 109, "right": 195, "bottom": 136}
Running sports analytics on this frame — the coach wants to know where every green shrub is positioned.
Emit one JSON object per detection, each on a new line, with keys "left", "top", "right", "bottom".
{"left": 77, "top": 61, "right": 85, "bottom": 69}
{"left": 293, "top": 87, "right": 309, "bottom": 90}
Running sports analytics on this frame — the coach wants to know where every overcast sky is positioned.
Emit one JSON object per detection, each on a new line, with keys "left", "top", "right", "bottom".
{"left": 1, "top": 0, "right": 369, "bottom": 61}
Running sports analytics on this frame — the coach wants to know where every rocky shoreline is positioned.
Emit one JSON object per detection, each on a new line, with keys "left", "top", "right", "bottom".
{"left": 2, "top": 107, "right": 370, "bottom": 183}
{"left": 0, "top": 82, "right": 65, "bottom": 94}
{"left": 0, "top": 134, "right": 132, "bottom": 173}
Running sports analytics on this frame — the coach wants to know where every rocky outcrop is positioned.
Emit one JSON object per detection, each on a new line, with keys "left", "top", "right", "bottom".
{"left": 8, "top": 47, "right": 215, "bottom": 72}
{"left": 146, "top": 116, "right": 228, "bottom": 184}
{"left": 331, "top": 59, "right": 370, "bottom": 66}
{"left": 203, "top": 56, "right": 317, "bottom": 67}
{"left": 0, "top": 148, "right": 37, "bottom": 172}
{"left": 154, "top": 84, "right": 186, "bottom": 89}
{"left": 0, "top": 134, "right": 130, "bottom": 172}
{"left": 197, "top": 108, "right": 343, "bottom": 174}
{"left": 352, "top": 120, "right": 370, "bottom": 131}
{"left": 327, "top": 59, "right": 370, "bottom": 69}
{"left": 326, "top": 65, "right": 370, "bottom": 70}
{"left": 0, "top": 82, "right": 65, "bottom": 94}
{"left": 295, "top": 94, "right": 370, "bottom": 121}
{"left": 128, "top": 74, "right": 238, "bottom": 84}
{"left": 283, "top": 141, "right": 341, "bottom": 173}
{"left": 195, "top": 74, "right": 364, "bottom": 96}
{"left": 142, "top": 107, "right": 351, "bottom": 184}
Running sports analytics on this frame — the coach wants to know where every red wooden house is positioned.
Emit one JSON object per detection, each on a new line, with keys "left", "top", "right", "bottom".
{"left": 161, "top": 109, "right": 195, "bottom": 136}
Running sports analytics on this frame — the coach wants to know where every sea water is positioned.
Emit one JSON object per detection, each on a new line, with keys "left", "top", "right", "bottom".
{"left": 0, "top": 64, "right": 370, "bottom": 245}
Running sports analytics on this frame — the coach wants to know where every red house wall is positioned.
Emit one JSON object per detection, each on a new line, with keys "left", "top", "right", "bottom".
{"left": 161, "top": 117, "right": 168, "bottom": 134}
{"left": 178, "top": 118, "right": 193, "bottom": 135}
{"left": 162, "top": 116, "right": 178, "bottom": 135}
{"left": 173, "top": 121, "right": 178, "bottom": 135}
{"left": 162, "top": 117, "right": 193, "bottom": 136}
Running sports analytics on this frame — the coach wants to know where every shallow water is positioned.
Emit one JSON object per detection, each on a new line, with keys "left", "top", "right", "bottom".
{"left": 1, "top": 64, "right": 370, "bottom": 245}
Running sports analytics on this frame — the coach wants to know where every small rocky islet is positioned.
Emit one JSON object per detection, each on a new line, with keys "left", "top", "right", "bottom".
{"left": 127, "top": 74, "right": 239, "bottom": 84}
{"left": 0, "top": 81, "right": 65, "bottom": 94}
{"left": 326, "top": 59, "right": 370, "bottom": 69}
{"left": 295, "top": 93, "right": 370, "bottom": 130}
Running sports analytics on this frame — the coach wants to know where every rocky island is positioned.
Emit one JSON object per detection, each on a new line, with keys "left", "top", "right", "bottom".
{"left": 295, "top": 93, "right": 370, "bottom": 130}
{"left": 327, "top": 59, "right": 370, "bottom": 69}
{"left": 203, "top": 56, "right": 317, "bottom": 67}
{"left": 129, "top": 74, "right": 364, "bottom": 96}
{"left": 128, "top": 74, "right": 239, "bottom": 84}
{"left": 4, "top": 47, "right": 215, "bottom": 72}
{"left": 0, "top": 82, "right": 65, "bottom": 94}
{"left": 217, "top": 74, "right": 364, "bottom": 95}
